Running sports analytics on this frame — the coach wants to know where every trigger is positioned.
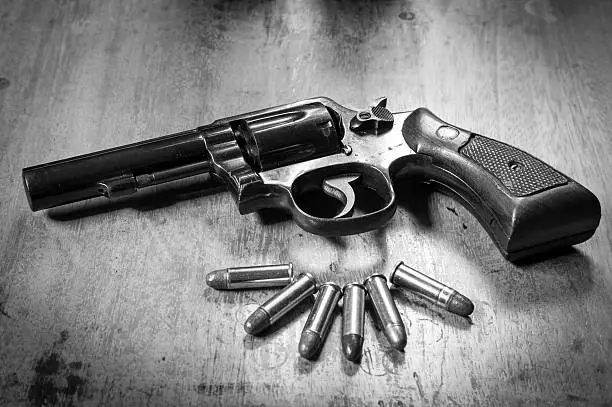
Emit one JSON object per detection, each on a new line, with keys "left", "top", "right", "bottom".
{"left": 322, "top": 174, "right": 361, "bottom": 218}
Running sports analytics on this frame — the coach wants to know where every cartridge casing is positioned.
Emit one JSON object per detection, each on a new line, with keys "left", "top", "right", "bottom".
{"left": 341, "top": 282, "right": 366, "bottom": 361}
{"left": 207, "top": 263, "right": 294, "bottom": 290}
{"left": 342, "top": 283, "right": 366, "bottom": 338}
{"left": 391, "top": 262, "right": 452, "bottom": 306}
{"left": 390, "top": 262, "right": 474, "bottom": 317}
{"left": 363, "top": 273, "right": 407, "bottom": 350}
{"left": 263, "top": 272, "right": 317, "bottom": 324}
{"left": 303, "top": 282, "right": 342, "bottom": 337}
{"left": 298, "top": 282, "right": 342, "bottom": 359}
{"left": 244, "top": 272, "right": 317, "bottom": 335}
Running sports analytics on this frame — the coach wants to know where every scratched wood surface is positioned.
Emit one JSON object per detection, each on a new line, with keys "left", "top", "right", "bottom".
{"left": 1, "top": 0, "right": 611, "bottom": 405}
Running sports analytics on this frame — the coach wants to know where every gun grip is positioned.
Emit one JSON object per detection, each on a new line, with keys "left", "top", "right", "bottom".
{"left": 397, "top": 108, "right": 600, "bottom": 262}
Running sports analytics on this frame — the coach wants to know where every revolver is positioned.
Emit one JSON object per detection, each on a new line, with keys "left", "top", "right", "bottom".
{"left": 22, "top": 97, "right": 600, "bottom": 261}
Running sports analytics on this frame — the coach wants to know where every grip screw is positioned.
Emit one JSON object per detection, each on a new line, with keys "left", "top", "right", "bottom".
{"left": 508, "top": 160, "right": 524, "bottom": 171}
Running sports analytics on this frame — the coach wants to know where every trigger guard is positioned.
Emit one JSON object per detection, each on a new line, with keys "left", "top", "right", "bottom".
{"left": 289, "top": 164, "right": 397, "bottom": 236}
{"left": 290, "top": 200, "right": 397, "bottom": 236}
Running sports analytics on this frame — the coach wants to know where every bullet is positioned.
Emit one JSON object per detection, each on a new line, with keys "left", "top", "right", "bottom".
{"left": 206, "top": 263, "right": 294, "bottom": 290}
{"left": 390, "top": 262, "right": 474, "bottom": 317}
{"left": 298, "top": 282, "right": 342, "bottom": 359}
{"left": 363, "top": 274, "right": 407, "bottom": 350}
{"left": 341, "top": 283, "right": 366, "bottom": 362}
{"left": 244, "top": 272, "right": 317, "bottom": 335}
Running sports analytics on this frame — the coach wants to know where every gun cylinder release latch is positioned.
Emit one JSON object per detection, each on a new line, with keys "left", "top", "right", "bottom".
{"left": 349, "top": 97, "right": 394, "bottom": 135}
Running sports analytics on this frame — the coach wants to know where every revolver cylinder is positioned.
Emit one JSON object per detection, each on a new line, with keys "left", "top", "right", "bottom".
{"left": 233, "top": 102, "right": 343, "bottom": 171}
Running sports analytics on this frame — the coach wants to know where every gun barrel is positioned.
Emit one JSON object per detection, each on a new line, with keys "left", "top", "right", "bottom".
{"left": 22, "top": 129, "right": 211, "bottom": 211}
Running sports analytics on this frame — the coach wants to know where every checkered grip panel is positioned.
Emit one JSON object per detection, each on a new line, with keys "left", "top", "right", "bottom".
{"left": 460, "top": 135, "right": 567, "bottom": 196}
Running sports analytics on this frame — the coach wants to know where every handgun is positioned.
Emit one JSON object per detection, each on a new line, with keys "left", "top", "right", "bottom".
{"left": 22, "top": 97, "right": 601, "bottom": 261}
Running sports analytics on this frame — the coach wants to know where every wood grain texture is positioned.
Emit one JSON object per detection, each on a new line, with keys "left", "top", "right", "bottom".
{"left": 1, "top": 0, "right": 611, "bottom": 405}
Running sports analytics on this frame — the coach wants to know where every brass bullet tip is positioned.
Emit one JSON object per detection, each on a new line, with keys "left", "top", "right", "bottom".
{"left": 298, "top": 331, "right": 322, "bottom": 360}
{"left": 206, "top": 269, "right": 228, "bottom": 290}
{"left": 341, "top": 334, "right": 364, "bottom": 362}
{"left": 384, "top": 324, "right": 407, "bottom": 350}
{"left": 244, "top": 308, "right": 271, "bottom": 335}
{"left": 447, "top": 292, "right": 474, "bottom": 317}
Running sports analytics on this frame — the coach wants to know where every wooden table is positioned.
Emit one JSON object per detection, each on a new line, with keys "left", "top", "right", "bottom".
{"left": 1, "top": 0, "right": 611, "bottom": 405}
